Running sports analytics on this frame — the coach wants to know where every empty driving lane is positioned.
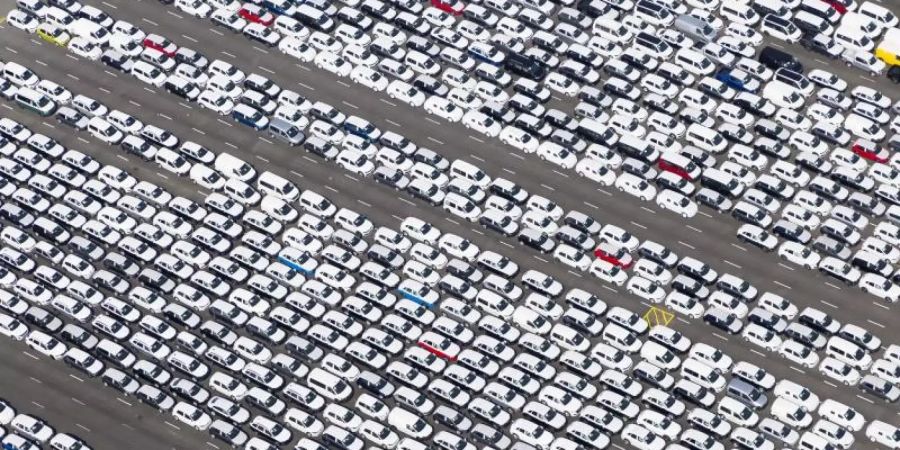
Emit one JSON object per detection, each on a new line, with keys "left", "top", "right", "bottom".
{"left": 0, "top": 48, "right": 894, "bottom": 429}
{"left": 0, "top": 341, "right": 210, "bottom": 450}
{"left": 0, "top": 16, "right": 893, "bottom": 347}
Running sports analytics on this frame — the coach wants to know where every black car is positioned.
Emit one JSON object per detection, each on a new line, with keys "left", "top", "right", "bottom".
{"left": 633, "top": 363, "right": 670, "bottom": 389}
{"left": 671, "top": 274, "right": 709, "bottom": 299}
{"left": 446, "top": 259, "right": 483, "bottom": 284}
{"left": 674, "top": 382, "right": 714, "bottom": 407}
{"left": 800, "top": 34, "right": 842, "bottom": 59}
{"left": 100, "top": 49, "right": 134, "bottom": 72}
{"left": 889, "top": 66, "right": 900, "bottom": 84}
{"left": 772, "top": 220, "right": 811, "bottom": 244}
{"left": 174, "top": 47, "right": 209, "bottom": 70}
{"left": 0, "top": 203, "right": 35, "bottom": 228}
{"left": 209, "top": 420, "right": 249, "bottom": 447}
{"left": 433, "top": 406, "right": 472, "bottom": 432}
{"left": 60, "top": 324, "right": 99, "bottom": 350}
{"left": 372, "top": 166, "right": 409, "bottom": 191}
{"left": 860, "top": 375, "right": 900, "bottom": 401}
{"left": 479, "top": 101, "right": 516, "bottom": 124}
{"left": 702, "top": 309, "right": 742, "bottom": 334}
{"left": 518, "top": 228, "right": 556, "bottom": 253}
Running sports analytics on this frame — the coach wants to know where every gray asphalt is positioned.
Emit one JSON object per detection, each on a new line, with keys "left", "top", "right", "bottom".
{"left": 47, "top": 0, "right": 900, "bottom": 342}
{"left": 0, "top": 14, "right": 899, "bottom": 448}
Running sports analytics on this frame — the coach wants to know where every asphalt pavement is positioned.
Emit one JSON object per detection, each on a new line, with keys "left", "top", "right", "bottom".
{"left": 16, "top": 0, "right": 900, "bottom": 343}
{"left": 0, "top": 14, "right": 899, "bottom": 447}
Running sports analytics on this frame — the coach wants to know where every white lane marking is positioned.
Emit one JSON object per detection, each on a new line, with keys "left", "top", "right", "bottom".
{"left": 297, "top": 64, "right": 311, "bottom": 71}
{"left": 156, "top": 173, "right": 168, "bottom": 180}
{"left": 121, "top": 423, "right": 135, "bottom": 430}
{"left": 301, "top": 156, "right": 318, "bottom": 164}
{"left": 167, "top": 10, "right": 183, "bottom": 18}
{"left": 32, "top": 402, "right": 44, "bottom": 409}
{"left": 773, "top": 280, "right": 791, "bottom": 290}
{"left": 0, "top": 104, "right": 12, "bottom": 111}
{"left": 116, "top": 155, "right": 129, "bottom": 162}
{"left": 425, "top": 118, "right": 441, "bottom": 125}
{"left": 723, "top": 260, "right": 741, "bottom": 269}
{"left": 508, "top": 152, "right": 524, "bottom": 160}
{"left": 823, "top": 381, "right": 837, "bottom": 388}
{"left": 552, "top": 170, "right": 569, "bottom": 178}
{"left": 790, "top": 366, "right": 805, "bottom": 374}
{"left": 142, "top": 18, "right": 158, "bottom": 26}
{"left": 77, "top": 137, "right": 90, "bottom": 144}
{"left": 603, "top": 286, "right": 618, "bottom": 293}
{"left": 750, "top": 349, "right": 766, "bottom": 357}
{"left": 824, "top": 282, "right": 842, "bottom": 290}
{"left": 66, "top": 54, "right": 79, "bottom": 61}
{"left": 165, "top": 422, "right": 181, "bottom": 430}
{"left": 35, "top": 59, "right": 47, "bottom": 66}
{"left": 253, "top": 46, "right": 269, "bottom": 54}
{"left": 678, "top": 241, "right": 695, "bottom": 250}
{"left": 216, "top": 118, "right": 233, "bottom": 127}
{"left": 427, "top": 137, "right": 444, "bottom": 145}
{"left": 697, "top": 211, "right": 712, "bottom": 218}
{"left": 820, "top": 300, "right": 837, "bottom": 308}
{"left": 357, "top": 200, "right": 371, "bottom": 207}
{"left": 860, "top": 76, "right": 875, "bottom": 82}
{"left": 298, "top": 82, "right": 315, "bottom": 91}
{"left": 103, "top": 70, "right": 118, "bottom": 77}
{"left": 221, "top": 51, "right": 236, "bottom": 58}
{"left": 144, "top": 87, "right": 156, "bottom": 94}
{"left": 256, "top": 155, "right": 270, "bottom": 163}
{"left": 98, "top": 87, "right": 111, "bottom": 94}
{"left": 224, "top": 142, "right": 238, "bottom": 149}
{"left": 677, "top": 317, "right": 690, "bottom": 324}
{"left": 398, "top": 197, "right": 416, "bottom": 206}
{"left": 502, "top": 168, "right": 515, "bottom": 175}
{"left": 192, "top": 127, "right": 206, "bottom": 135}
{"left": 534, "top": 256, "right": 549, "bottom": 263}
{"left": 777, "top": 263, "right": 795, "bottom": 271}
{"left": 75, "top": 424, "right": 90, "bottom": 432}
{"left": 324, "top": 185, "right": 339, "bottom": 193}
{"left": 291, "top": 170, "right": 305, "bottom": 178}
{"left": 630, "top": 221, "right": 647, "bottom": 230}
{"left": 69, "top": 374, "right": 84, "bottom": 382}
{"left": 379, "top": 99, "right": 396, "bottom": 107}
{"left": 181, "top": 34, "right": 197, "bottom": 43}
{"left": 568, "top": 270, "right": 583, "bottom": 278}
{"left": 468, "top": 135, "right": 484, "bottom": 143}
{"left": 158, "top": 113, "right": 172, "bottom": 121}
{"left": 128, "top": 100, "right": 141, "bottom": 107}
{"left": 22, "top": 351, "right": 39, "bottom": 360}
{"left": 540, "top": 184, "right": 555, "bottom": 191}
{"left": 258, "top": 66, "right": 274, "bottom": 74}
{"left": 598, "top": 189, "right": 612, "bottom": 196}
{"left": 117, "top": 398, "right": 132, "bottom": 407}
{"left": 470, "top": 228, "right": 484, "bottom": 235}
{"left": 856, "top": 395, "right": 875, "bottom": 404}
{"left": 67, "top": 73, "right": 79, "bottom": 80}
{"left": 499, "top": 241, "right": 514, "bottom": 249}
{"left": 101, "top": 0, "right": 117, "bottom": 8}
{"left": 206, "top": 443, "right": 220, "bottom": 449}
{"left": 686, "top": 225, "right": 703, "bottom": 233}
{"left": 4, "top": 47, "right": 18, "bottom": 54}
{"left": 41, "top": 122, "right": 55, "bottom": 129}
{"left": 769, "top": 42, "right": 784, "bottom": 49}
{"left": 469, "top": 154, "right": 485, "bottom": 162}
{"left": 72, "top": 397, "right": 86, "bottom": 406}
{"left": 336, "top": 80, "right": 350, "bottom": 87}
{"left": 342, "top": 101, "right": 359, "bottom": 109}
{"left": 444, "top": 217, "right": 460, "bottom": 225}
{"left": 209, "top": 28, "right": 224, "bottom": 36}
{"left": 873, "top": 302, "right": 890, "bottom": 310}
{"left": 731, "top": 243, "right": 747, "bottom": 251}
{"left": 178, "top": 102, "right": 192, "bottom": 109}
{"left": 640, "top": 206, "right": 655, "bottom": 214}
{"left": 344, "top": 174, "right": 358, "bottom": 182}
{"left": 258, "top": 137, "right": 273, "bottom": 145}
{"left": 29, "top": 377, "right": 42, "bottom": 384}
{"left": 583, "top": 201, "right": 598, "bottom": 209}
{"left": 868, "top": 320, "right": 885, "bottom": 328}
{"left": 712, "top": 333, "right": 729, "bottom": 342}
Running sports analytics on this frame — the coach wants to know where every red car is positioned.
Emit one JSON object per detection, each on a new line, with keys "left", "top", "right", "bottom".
{"left": 820, "top": 0, "right": 846, "bottom": 14}
{"left": 594, "top": 242, "right": 633, "bottom": 268}
{"left": 417, "top": 332, "right": 459, "bottom": 361}
{"left": 142, "top": 34, "right": 177, "bottom": 57}
{"left": 852, "top": 140, "right": 890, "bottom": 163}
{"left": 238, "top": 3, "right": 275, "bottom": 26}
{"left": 431, "top": 0, "right": 465, "bottom": 15}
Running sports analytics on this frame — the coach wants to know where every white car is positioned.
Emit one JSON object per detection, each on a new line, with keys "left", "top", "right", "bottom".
{"left": 314, "top": 52, "right": 352, "bottom": 77}
{"left": 656, "top": 189, "right": 697, "bottom": 218}
{"left": 500, "top": 127, "right": 539, "bottom": 153}
{"left": 536, "top": 142, "right": 577, "bottom": 169}
{"left": 279, "top": 36, "right": 317, "bottom": 62}
{"left": 462, "top": 110, "right": 501, "bottom": 137}
{"left": 349, "top": 66, "right": 388, "bottom": 91}
{"left": 615, "top": 173, "right": 657, "bottom": 201}
{"left": 867, "top": 421, "right": 900, "bottom": 449}
{"left": 818, "top": 399, "right": 865, "bottom": 432}
{"left": 387, "top": 80, "right": 426, "bottom": 107}
{"left": 575, "top": 158, "right": 616, "bottom": 185}
{"left": 198, "top": 90, "right": 235, "bottom": 115}
{"left": 424, "top": 96, "right": 464, "bottom": 122}
{"left": 859, "top": 273, "right": 900, "bottom": 302}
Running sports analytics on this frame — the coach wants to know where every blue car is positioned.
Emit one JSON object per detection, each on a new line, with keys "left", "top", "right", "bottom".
{"left": 342, "top": 116, "right": 382, "bottom": 143}
{"left": 232, "top": 104, "right": 269, "bottom": 130}
{"left": 715, "top": 69, "right": 760, "bottom": 93}
{"left": 278, "top": 247, "right": 318, "bottom": 276}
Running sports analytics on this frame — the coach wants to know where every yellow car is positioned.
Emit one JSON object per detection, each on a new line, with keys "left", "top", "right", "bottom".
{"left": 36, "top": 23, "right": 71, "bottom": 47}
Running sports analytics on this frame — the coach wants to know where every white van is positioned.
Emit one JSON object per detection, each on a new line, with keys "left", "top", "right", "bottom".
{"left": 834, "top": 25, "right": 873, "bottom": 51}
{"left": 3, "top": 62, "right": 40, "bottom": 87}
{"left": 388, "top": 407, "right": 433, "bottom": 438}
{"left": 681, "top": 358, "right": 726, "bottom": 392}
{"left": 798, "top": 431, "right": 836, "bottom": 450}
{"left": 762, "top": 80, "right": 804, "bottom": 110}
{"left": 674, "top": 47, "right": 715, "bottom": 76}
{"left": 720, "top": 0, "right": 760, "bottom": 25}
{"left": 257, "top": 171, "right": 299, "bottom": 202}
{"left": 14, "top": 87, "right": 56, "bottom": 116}
{"left": 843, "top": 11, "right": 882, "bottom": 38}
{"left": 685, "top": 123, "right": 726, "bottom": 153}
{"left": 306, "top": 368, "right": 351, "bottom": 401}
{"left": 69, "top": 17, "right": 110, "bottom": 45}
{"left": 214, "top": 152, "right": 256, "bottom": 182}
{"left": 826, "top": 336, "right": 873, "bottom": 370}
{"left": 449, "top": 160, "right": 491, "bottom": 188}
{"left": 592, "top": 17, "right": 633, "bottom": 43}
{"left": 87, "top": 116, "right": 123, "bottom": 144}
